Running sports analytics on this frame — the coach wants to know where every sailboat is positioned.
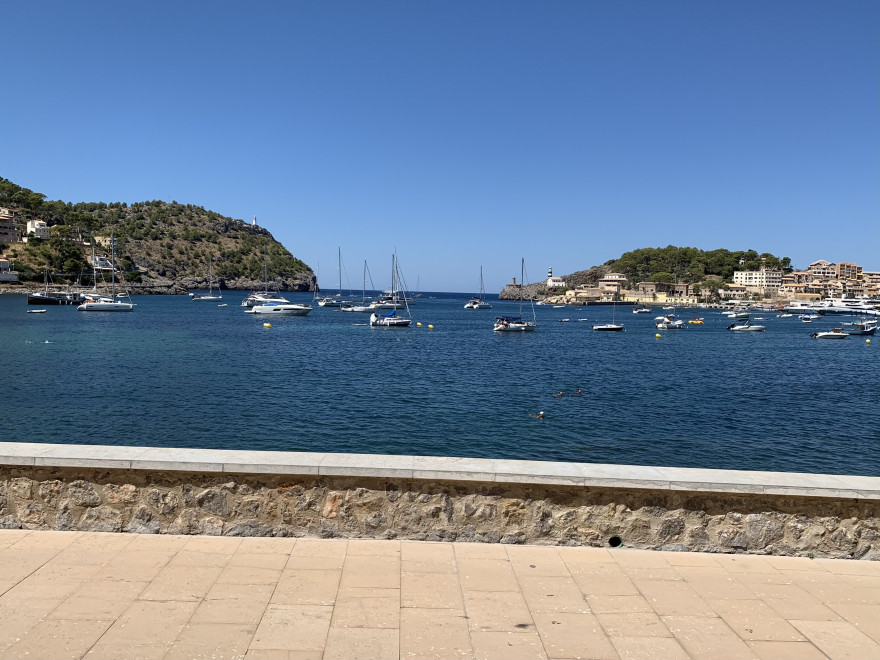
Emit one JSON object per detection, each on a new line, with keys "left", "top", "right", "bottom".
{"left": 592, "top": 297, "right": 624, "bottom": 331}
{"left": 27, "top": 270, "right": 83, "bottom": 305}
{"left": 494, "top": 259, "right": 536, "bottom": 332}
{"left": 78, "top": 234, "right": 134, "bottom": 312}
{"left": 191, "top": 258, "right": 222, "bottom": 302}
{"left": 464, "top": 267, "right": 492, "bottom": 309}
{"left": 341, "top": 261, "right": 374, "bottom": 313}
{"left": 317, "top": 248, "right": 353, "bottom": 307}
{"left": 244, "top": 249, "right": 311, "bottom": 316}
{"left": 370, "top": 252, "right": 412, "bottom": 327}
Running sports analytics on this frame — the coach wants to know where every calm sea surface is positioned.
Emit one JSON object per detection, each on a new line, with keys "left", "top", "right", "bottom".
{"left": 1, "top": 292, "right": 877, "bottom": 476}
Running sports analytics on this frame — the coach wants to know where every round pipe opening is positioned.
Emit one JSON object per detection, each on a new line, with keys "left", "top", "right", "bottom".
{"left": 608, "top": 535, "right": 623, "bottom": 548}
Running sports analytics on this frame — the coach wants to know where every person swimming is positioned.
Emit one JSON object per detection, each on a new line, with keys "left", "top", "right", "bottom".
{"left": 530, "top": 411, "right": 545, "bottom": 419}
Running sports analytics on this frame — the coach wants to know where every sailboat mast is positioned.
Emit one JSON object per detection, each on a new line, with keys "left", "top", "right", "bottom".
{"left": 338, "top": 247, "right": 342, "bottom": 297}
{"left": 111, "top": 234, "right": 116, "bottom": 299}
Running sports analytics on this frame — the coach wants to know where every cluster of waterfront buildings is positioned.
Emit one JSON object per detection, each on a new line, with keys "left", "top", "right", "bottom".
{"left": 544, "top": 261, "right": 880, "bottom": 306}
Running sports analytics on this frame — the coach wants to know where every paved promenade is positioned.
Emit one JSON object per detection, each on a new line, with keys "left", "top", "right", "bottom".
{"left": 0, "top": 530, "right": 877, "bottom": 660}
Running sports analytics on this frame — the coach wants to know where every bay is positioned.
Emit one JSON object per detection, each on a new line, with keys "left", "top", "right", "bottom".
{"left": 1, "top": 292, "right": 877, "bottom": 476}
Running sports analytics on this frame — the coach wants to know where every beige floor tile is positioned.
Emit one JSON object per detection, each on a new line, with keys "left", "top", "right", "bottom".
{"left": 634, "top": 580, "right": 714, "bottom": 616}
{"left": 402, "top": 571, "right": 464, "bottom": 609}
{"left": 8, "top": 530, "right": 80, "bottom": 550}
{"left": 402, "top": 559, "right": 459, "bottom": 574}
{"left": 3, "top": 577, "right": 86, "bottom": 601}
{"left": 622, "top": 566, "right": 685, "bottom": 581}
{"left": 454, "top": 543, "right": 510, "bottom": 560}
{"left": 0, "top": 597, "right": 66, "bottom": 650}
{"left": 458, "top": 558, "right": 520, "bottom": 592}
{"left": 336, "top": 587, "right": 400, "bottom": 599}
{"left": 814, "top": 559, "right": 880, "bottom": 577}
{"left": 773, "top": 568, "right": 843, "bottom": 584}
{"left": 663, "top": 552, "right": 723, "bottom": 567}
{"left": 236, "top": 537, "right": 297, "bottom": 554}
{"left": 826, "top": 602, "right": 880, "bottom": 644}
{"left": 532, "top": 611, "right": 619, "bottom": 659}
{"left": 182, "top": 536, "right": 243, "bottom": 554}
{"left": 708, "top": 599, "right": 806, "bottom": 641}
{"left": 402, "top": 541, "right": 456, "bottom": 563}
{"left": 347, "top": 539, "right": 401, "bottom": 556}
{"left": 683, "top": 577, "right": 759, "bottom": 601}
{"left": 662, "top": 615, "right": 759, "bottom": 660}
{"left": 798, "top": 582, "right": 880, "bottom": 606}
{"left": 746, "top": 584, "right": 842, "bottom": 620}
{"left": 340, "top": 555, "right": 401, "bottom": 589}
{"left": 470, "top": 630, "right": 547, "bottom": 660}
{"left": 93, "top": 551, "right": 176, "bottom": 582}
{"left": 519, "top": 575, "right": 590, "bottom": 613}
{"left": 323, "top": 627, "right": 399, "bottom": 660}
{"left": 138, "top": 564, "right": 223, "bottom": 601}
{"left": 612, "top": 549, "right": 672, "bottom": 569}
{"left": 556, "top": 546, "right": 615, "bottom": 565}
{"left": 125, "top": 533, "right": 188, "bottom": 552}
{"left": 764, "top": 555, "right": 827, "bottom": 571}
{"left": 790, "top": 619, "right": 880, "bottom": 660}
{"left": 244, "top": 651, "right": 322, "bottom": 660}
{"left": 400, "top": 608, "right": 472, "bottom": 659}
{"left": 270, "top": 570, "right": 341, "bottom": 606}
{"left": 291, "top": 539, "right": 348, "bottom": 558}
{"left": 464, "top": 590, "right": 535, "bottom": 632}
{"left": 285, "top": 554, "right": 346, "bottom": 570}
{"left": 190, "top": 595, "right": 273, "bottom": 626}
{"left": 48, "top": 580, "right": 149, "bottom": 621}
{"left": 507, "top": 546, "right": 571, "bottom": 576}
{"left": 168, "top": 549, "right": 235, "bottom": 568}
{"left": 572, "top": 571, "right": 640, "bottom": 597}
{"left": 331, "top": 595, "right": 400, "bottom": 628}
{"left": 228, "top": 552, "right": 291, "bottom": 570}
{"left": 217, "top": 565, "right": 284, "bottom": 586}
{"left": 586, "top": 594, "right": 653, "bottom": 614}
{"left": 165, "top": 622, "right": 256, "bottom": 660}
{"left": 251, "top": 604, "right": 333, "bottom": 651}
{"left": 715, "top": 555, "right": 788, "bottom": 574}
{"left": 747, "top": 641, "right": 830, "bottom": 660}
{"left": 595, "top": 611, "right": 673, "bottom": 638}
{"left": 734, "top": 570, "right": 797, "bottom": 586}
{"left": 85, "top": 643, "right": 170, "bottom": 660}
{"left": 206, "top": 582, "right": 276, "bottom": 602}
{"left": 0, "top": 616, "right": 111, "bottom": 660}
{"left": 611, "top": 635, "right": 691, "bottom": 660}
{"left": 97, "top": 600, "right": 198, "bottom": 647}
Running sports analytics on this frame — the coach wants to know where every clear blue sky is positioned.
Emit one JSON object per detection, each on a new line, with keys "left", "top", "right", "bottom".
{"left": 5, "top": 1, "right": 877, "bottom": 293}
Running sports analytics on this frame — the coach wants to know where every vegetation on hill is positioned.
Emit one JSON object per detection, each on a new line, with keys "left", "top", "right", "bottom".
{"left": 0, "top": 177, "right": 314, "bottom": 290}
{"left": 560, "top": 246, "right": 791, "bottom": 290}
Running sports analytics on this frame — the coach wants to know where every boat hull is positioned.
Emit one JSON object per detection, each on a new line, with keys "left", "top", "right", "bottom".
{"left": 247, "top": 304, "right": 312, "bottom": 316}
{"left": 77, "top": 302, "right": 133, "bottom": 312}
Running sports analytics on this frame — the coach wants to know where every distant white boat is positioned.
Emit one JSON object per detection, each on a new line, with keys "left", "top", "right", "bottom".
{"left": 632, "top": 307, "right": 651, "bottom": 314}
{"left": 78, "top": 234, "right": 134, "bottom": 312}
{"left": 464, "top": 266, "right": 492, "bottom": 310}
{"left": 27, "top": 309, "right": 46, "bottom": 313}
{"left": 727, "top": 321, "right": 765, "bottom": 332}
{"left": 811, "top": 328, "right": 848, "bottom": 339}
{"left": 494, "top": 259, "right": 536, "bottom": 332}
{"left": 191, "top": 258, "right": 222, "bottom": 302}
{"left": 370, "top": 252, "right": 412, "bottom": 327}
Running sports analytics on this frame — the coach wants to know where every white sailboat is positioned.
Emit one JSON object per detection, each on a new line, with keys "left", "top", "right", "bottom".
{"left": 191, "top": 258, "right": 222, "bottom": 302}
{"left": 370, "top": 252, "right": 412, "bottom": 327}
{"left": 494, "top": 259, "right": 536, "bottom": 332}
{"left": 78, "top": 234, "right": 134, "bottom": 312}
{"left": 592, "top": 298, "right": 624, "bottom": 331}
{"left": 341, "top": 261, "right": 374, "bottom": 313}
{"left": 464, "top": 266, "right": 492, "bottom": 309}
{"left": 317, "top": 248, "right": 354, "bottom": 307}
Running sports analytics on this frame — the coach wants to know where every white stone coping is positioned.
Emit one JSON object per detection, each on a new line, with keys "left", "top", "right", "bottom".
{"left": 0, "top": 442, "right": 878, "bottom": 500}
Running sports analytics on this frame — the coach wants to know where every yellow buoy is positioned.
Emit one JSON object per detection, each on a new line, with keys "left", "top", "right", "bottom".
{"left": 428, "top": 324, "right": 434, "bottom": 330}
{"left": 867, "top": 339, "right": 872, "bottom": 344}
{"left": 416, "top": 322, "right": 422, "bottom": 327}
{"left": 655, "top": 333, "right": 661, "bottom": 338}
{"left": 263, "top": 323, "right": 271, "bottom": 328}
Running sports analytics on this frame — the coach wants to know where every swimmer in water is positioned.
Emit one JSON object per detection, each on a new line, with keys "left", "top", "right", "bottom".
{"left": 530, "top": 411, "right": 545, "bottom": 419}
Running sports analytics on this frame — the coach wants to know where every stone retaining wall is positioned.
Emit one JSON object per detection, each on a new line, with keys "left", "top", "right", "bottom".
{"left": 2, "top": 466, "right": 878, "bottom": 560}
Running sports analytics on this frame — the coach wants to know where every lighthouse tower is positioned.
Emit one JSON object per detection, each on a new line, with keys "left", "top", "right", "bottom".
{"left": 253, "top": 215, "right": 257, "bottom": 226}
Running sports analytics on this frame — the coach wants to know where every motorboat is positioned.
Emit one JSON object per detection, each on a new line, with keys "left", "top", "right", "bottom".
{"left": 654, "top": 315, "right": 684, "bottom": 329}
{"left": 776, "top": 313, "right": 793, "bottom": 318}
{"left": 811, "top": 328, "right": 848, "bottom": 339}
{"left": 591, "top": 323, "right": 624, "bottom": 331}
{"left": 242, "top": 292, "right": 290, "bottom": 307}
{"left": 845, "top": 320, "right": 877, "bottom": 336}
{"left": 245, "top": 302, "right": 312, "bottom": 316}
{"left": 727, "top": 321, "right": 765, "bottom": 332}
{"left": 27, "top": 309, "right": 47, "bottom": 313}
{"left": 688, "top": 315, "right": 704, "bottom": 324}
{"left": 632, "top": 307, "right": 652, "bottom": 314}
{"left": 495, "top": 316, "right": 537, "bottom": 332}
{"left": 370, "top": 310, "right": 412, "bottom": 327}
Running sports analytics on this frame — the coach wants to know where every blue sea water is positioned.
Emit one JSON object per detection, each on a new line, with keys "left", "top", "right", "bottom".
{"left": 1, "top": 292, "right": 877, "bottom": 476}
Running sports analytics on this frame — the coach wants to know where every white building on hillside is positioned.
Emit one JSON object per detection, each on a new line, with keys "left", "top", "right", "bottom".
{"left": 24, "top": 219, "right": 49, "bottom": 242}
{"left": 733, "top": 269, "right": 783, "bottom": 294}
{"left": 546, "top": 267, "right": 566, "bottom": 288}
